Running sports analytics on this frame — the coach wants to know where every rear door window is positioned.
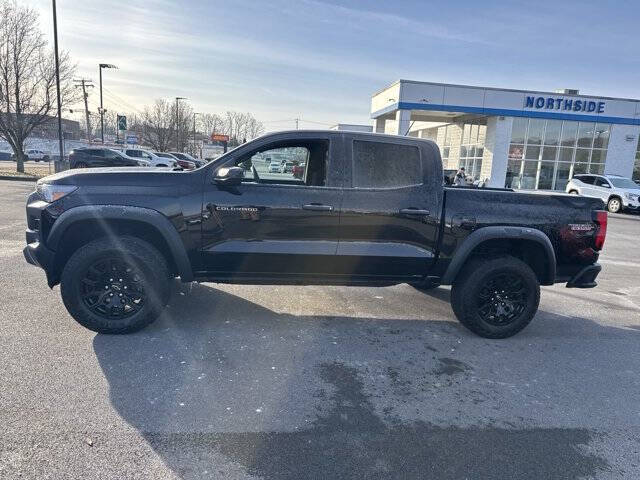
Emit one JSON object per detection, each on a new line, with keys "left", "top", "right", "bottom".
{"left": 577, "top": 175, "right": 595, "bottom": 185}
{"left": 352, "top": 140, "right": 421, "bottom": 189}
{"left": 594, "top": 177, "right": 611, "bottom": 188}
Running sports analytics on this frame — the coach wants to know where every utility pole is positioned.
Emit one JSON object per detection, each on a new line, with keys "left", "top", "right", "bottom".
{"left": 98, "top": 64, "right": 117, "bottom": 144}
{"left": 175, "top": 97, "right": 186, "bottom": 151}
{"left": 295, "top": 118, "right": 299, "bottom": 130}
{"left": 74, "top": 79, "right": 94, "bottom": 143}
{"left": 193, "top": 112, "right": 199, "bottom": 158}
{"left": 52, "top": 0, "right": 64, "bottom": 171}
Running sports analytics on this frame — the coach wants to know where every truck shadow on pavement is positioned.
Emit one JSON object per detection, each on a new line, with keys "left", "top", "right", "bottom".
{"left": 92, "top": 283, "right": 626, "bottom": 479}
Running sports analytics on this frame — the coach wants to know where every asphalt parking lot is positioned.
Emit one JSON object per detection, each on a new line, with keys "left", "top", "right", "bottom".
{"left": 1, "top": 179, "right": 639, "bottom": 479}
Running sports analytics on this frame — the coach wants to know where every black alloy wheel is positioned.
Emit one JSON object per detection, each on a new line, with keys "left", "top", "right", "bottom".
{"left": 476, "top": 273, "right": 528, "bottom": 326}
{"left": 80, "top": 257, "right": 146, "bottom": 320}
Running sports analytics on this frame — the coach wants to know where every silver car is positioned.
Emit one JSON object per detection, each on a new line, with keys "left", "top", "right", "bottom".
{"left": 566, "top": 174, "right": 640, "bottom": 213}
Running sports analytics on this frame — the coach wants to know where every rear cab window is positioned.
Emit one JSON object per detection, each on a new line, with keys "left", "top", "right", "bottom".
{"left": 351, "top": 140, "right": 422, "bottom": 189}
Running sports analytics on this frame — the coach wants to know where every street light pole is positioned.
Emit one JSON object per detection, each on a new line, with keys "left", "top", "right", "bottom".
{"left": 98, "top": 63, "right": 117, "bottom": 143}
{"left": 193, "top": 112, "right": 200, "bottom": 158}
{"left": 51, "top": 0, "right": 64, "bottom": 171}
{"left": 175, "top": 97, "right": 186, "bottom": 151}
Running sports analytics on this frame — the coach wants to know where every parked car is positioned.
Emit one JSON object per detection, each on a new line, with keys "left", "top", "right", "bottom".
{"left": 268, "top": 161, "right": 282, "bottom": 173}
{"left": 566, "top": 174, "right": 640, "bottom": 213}
{"left": 283, "top": 161, "right": 295, "bottom": 173}
{"left": 0, "top": 151, "right": 12, "bottom": 161}
{"left": 24, "top": 130, "right": 607, "bottom": 339}
{"left": 125, "top": 149, "right": 177, "bottom": 168}
{"left": 12, "top": 149, "right": 50, "bottom": 162}
{"left": 68, "top": 148, "right": 150, "bottom": 169}
{"left": 170, "top": 152, "right": 203, "bottom": 168}
{"left": 292, "top": 162, "right": 306, "bottom": 179}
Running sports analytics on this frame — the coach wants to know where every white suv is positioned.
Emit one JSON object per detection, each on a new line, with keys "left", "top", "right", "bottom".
{"left": 566, "top": 174, "right": 640, "bottom": 213}
{"left": 124, "top": 149, "right": 177, "bottom": 168}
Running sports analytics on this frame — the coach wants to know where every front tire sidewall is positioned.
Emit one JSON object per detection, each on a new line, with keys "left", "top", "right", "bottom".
{"left": 61, "top": 238, "right": 169, "bottom": 334}
{"left": 452, "top": 257, "right": 540, "bottom": 339}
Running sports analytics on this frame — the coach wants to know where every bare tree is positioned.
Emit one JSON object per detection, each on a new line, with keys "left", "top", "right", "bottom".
{"left": 220, "top": 111, "right": 264, "bottom": 146}
{"left": 140, "top": 99, "right": 175, "bottom": 152}
{"left": 201, "top": 113, "right": 223, "bottom": 138}
{"left": 0, "top": 1, "right": 76, "bottom": 172}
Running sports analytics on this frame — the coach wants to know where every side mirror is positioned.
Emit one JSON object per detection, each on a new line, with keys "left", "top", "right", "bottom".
{"left": 214, "top": 166, "right": 244, "bottom": 186}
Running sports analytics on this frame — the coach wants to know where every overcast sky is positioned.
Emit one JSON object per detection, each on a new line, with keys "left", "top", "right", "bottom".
{"left": 32, "top": 0, "right": 640, "bottom": 131}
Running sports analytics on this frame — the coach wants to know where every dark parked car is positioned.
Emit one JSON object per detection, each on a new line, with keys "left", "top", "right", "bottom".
{"left": 24, "top": 130, "right": 606, "bottom": 338}
{"left": 68, "top": 148, "right": 149, "bottom": 169}
{"left": 0, "top": 151, "right": 12, "bottom": 161}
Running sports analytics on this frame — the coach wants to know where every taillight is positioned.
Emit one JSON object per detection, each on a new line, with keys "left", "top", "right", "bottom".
{"left": 593, "top": 210, "right": 607, "bottom": 250}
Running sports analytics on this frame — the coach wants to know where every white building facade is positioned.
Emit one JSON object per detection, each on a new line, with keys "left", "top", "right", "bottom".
{"left": 371, "top": 80, "right": 640, "bottom": 189}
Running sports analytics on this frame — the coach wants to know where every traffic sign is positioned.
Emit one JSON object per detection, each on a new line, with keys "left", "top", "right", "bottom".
{"left": 126, "top": 134, "right": 138, "bottom": 144}
{"left": 117, "top": 115, "right": 127, "bottom": 131}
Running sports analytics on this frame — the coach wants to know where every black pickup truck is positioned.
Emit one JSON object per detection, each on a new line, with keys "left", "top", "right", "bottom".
{"left": 23, "top": 131, "right": 607, "bottom": 338}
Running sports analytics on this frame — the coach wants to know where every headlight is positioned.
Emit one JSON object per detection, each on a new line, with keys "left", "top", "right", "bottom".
{"left": 625, "top": 192, "right": 639, "bottom": 201}
{"left": 36, "top": 183, "right": 78, "bottom": 202}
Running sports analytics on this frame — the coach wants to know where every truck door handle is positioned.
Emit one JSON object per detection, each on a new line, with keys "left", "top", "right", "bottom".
{"left": 303, "top": 204, "right": 333, "bottom": 211}
{"left": 400, "top": 208, "right": 430, "bottom": 215}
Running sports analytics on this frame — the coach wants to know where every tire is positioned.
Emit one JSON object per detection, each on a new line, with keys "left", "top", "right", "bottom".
{"left": 43, "top": 156, "right": 49, "bottom": 162}
{"left": 34, "top": 158, "right": 40, "bottom": 162}
{"left": 451, "top": 255, "right": 540, "bottom": 339}
{"left": 607, "top": 197, "right": 622, "bottom": 214}
{"left": 568, "top": 190, "right": 578, "bottom": 195}
{"left": 74, "top": 161, "right": 88, "bottom": 169}
{"left": 60, "top": 236, "right": 171, "bottom": 334}
{"left": 156, "top": 164, "right": 167, "bottom": 167}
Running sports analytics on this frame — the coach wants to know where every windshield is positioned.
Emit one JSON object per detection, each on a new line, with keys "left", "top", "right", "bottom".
{"left": 610, "top": 178, "right": 640, "bottom": 189}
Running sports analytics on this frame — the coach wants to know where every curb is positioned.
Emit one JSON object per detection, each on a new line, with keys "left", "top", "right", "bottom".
{"left": 0, "top": 175, "right": 38, "bottom": 182}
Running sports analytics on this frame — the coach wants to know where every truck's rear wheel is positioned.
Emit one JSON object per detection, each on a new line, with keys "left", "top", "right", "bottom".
{"left": 60, "top": 236, "right": 171, "bottom": 334}
{"left": 451, "top": 255, "right": 540, "bottom": 339}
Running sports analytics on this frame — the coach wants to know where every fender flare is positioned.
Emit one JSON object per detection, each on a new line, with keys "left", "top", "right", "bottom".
{"left": 440, "top": 226, "right": 556, "bottom": 285}
{"left": 47, "top": 205, "right": 194, "bottom": 282}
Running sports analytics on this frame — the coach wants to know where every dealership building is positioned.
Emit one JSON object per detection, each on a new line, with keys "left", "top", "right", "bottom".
{"left": 371, "top": 80, "right": 640, "bottom": 189}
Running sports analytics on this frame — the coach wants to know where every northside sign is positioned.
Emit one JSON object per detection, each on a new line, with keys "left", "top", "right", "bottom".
{"left": 524, "top": 96, "right": 605, "bottom": 114}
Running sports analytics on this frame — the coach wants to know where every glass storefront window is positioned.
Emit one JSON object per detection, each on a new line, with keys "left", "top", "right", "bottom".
{"left": 560, "top": 122, "right": 578, "bottom": 147}
{"left": 527, "top": 119, "right": 545, "bottom": 145}
{"left": 541, "top": 146, "right": 557, "bottom": 161}
{"left": 554, "top": 162, "right": 571, "bottom": 191}
{"left": 525, "top": 145, "right": 540, "bottom": 159}
{"left": 573, "top": 163, "right": 588, "bottom": 175}
{"left": 558, "top": 147, "right": 574, "bottom": 162}
{"left": 511, "top": 118, "right": 527, "bottom": 144}
{"left": 507, "top": 118, "right": 611, "bottom": 190}
{"left": 509, "top": 144, "right": 524, "bottom": 160}
{"left": 520, "top": 161, "right": 538, "bottom": 189}
{"left": 593, "top": 124, "right": 610, "bottom": 149}
{"left": 575, "top": 148, "right": 590, "bottom": 163}
{"left": 506, "top": 160, "right": 522, "bottom": 189}
{"left": 537, "top": 162, "right": 555, "bottom": 190}
{"left": 590, "top": 149, "right": 606, "bottom": 163}
{"left": 544, "top": 120, "right": 562, "bottom": 146}
{"left": 577, "top": 123, "right": 594, "bottom": 148}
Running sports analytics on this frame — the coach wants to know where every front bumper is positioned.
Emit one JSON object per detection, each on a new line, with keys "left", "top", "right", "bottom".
{"left": 566, "top": 263, "right": 601, "bottom": 288}
{"left": 23, "top": 240, "right": 57, "bottom": 287}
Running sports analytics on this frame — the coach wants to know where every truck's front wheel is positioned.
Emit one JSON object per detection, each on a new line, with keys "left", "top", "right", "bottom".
{"left": 60, "top": 236, "right": 171, "bottom": 334}
{"left": 451, "top": 255, "right": 540, "bottom": 339}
